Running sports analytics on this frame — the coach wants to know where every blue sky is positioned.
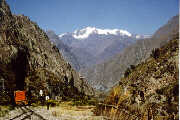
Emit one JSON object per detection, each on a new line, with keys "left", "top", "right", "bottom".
{"left": 7, "top": 0, "right": 178, "bottom": 35}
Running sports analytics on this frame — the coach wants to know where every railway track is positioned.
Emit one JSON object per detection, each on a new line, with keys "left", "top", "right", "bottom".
{"left": 9, "top": 106, "right": 47, "bottom": 120}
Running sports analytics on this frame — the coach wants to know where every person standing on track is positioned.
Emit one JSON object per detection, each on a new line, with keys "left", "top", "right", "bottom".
{"left": 46, "top": 95, "right": 50, "bottom": 110}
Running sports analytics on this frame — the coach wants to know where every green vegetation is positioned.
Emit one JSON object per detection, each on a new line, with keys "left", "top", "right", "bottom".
{"left": 47, "top": 100, "right": 60, "bottom": 107}
{"left": 30, "top": 95, "right": 98, "bottom": 107}
{"left": 71, "top": 96, "right": 98, "bottom": 106}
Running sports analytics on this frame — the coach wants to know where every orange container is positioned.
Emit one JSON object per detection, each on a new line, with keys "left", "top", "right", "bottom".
{"left": 14, "top": 90, "right": 27, "bottom": 105}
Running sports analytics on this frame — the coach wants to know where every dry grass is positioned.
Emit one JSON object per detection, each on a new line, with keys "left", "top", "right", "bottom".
{"left": 95, "top": 38, "right": 179, "bottom": 120}
{"left": 0, "top": 105, "right": 14, "bottom": 117}
{"left": 42, "top": 101, "right": 96, "bottom": 118}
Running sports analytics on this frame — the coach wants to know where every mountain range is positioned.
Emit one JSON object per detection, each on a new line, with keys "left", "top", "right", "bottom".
{"left": 46, "top": 13, "right": 178, "bottom": 92}
{"left": 56, "top": 27, "right": 149, "bottom": 69}
{"left": 82, "top": 15, "right": 179, "bottom": 91}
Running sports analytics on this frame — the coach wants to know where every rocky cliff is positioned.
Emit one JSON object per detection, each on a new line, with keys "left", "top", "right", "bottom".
{"left": 46, "top": 30, "right": 81, "bottom": 71}
{"left": 0, "top": 0, "right": 94, "bottom": 104}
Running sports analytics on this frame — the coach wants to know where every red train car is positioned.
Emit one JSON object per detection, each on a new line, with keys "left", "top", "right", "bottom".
{"left": 14, "top": 90, "right": 28, "bottom": 105}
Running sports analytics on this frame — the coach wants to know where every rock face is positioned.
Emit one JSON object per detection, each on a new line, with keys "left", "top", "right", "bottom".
{"left": 96, "top": 34, "right": 179, "bottom": 119}
{"left": 82, "top": 15, "right": 179, "bottom": 90}
{"left": 0, "top": 0, "right": 94, "bottom": 104}
{"left": 46, "top": 30, "right": 81, "bottom": 71}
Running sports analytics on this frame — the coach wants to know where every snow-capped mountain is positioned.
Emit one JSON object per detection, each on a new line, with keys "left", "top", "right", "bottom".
{"left": 56, "top": 27, "right": 150, "bottom": 69}
{"left": 59, "top": 27, "right": 133, "bottom": 40}
{"left": 59, "top": 26, "right": 146, "bottom": 40}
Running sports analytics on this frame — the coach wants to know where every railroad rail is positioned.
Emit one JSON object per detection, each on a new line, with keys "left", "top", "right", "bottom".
{"left": 9, "top": 106, "right": 47, "bottom": 120}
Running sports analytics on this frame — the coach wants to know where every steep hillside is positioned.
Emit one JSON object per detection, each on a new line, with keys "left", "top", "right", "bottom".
{"left": 96, "top": 34, "right": 179, "bottom": 119}
{"left": 46, "top": 30, "right": 81, "bottom": 70}
{"left": 83, "top": 15, "right": 179, "bottom": 90}
{"left": 0, "top": 0, "right": 94, "bottom": 104}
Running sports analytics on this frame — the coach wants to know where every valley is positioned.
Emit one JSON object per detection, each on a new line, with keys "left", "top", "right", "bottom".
{"left": 0, "top": 0, "right": 179, "bottom": 120}
{"left": 47, "top": 15, "right": 179, "bottom": 91}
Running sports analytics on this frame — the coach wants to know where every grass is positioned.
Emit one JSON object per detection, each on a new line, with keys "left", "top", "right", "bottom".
{"left": 30, "top": 97, "right": 98, "bottom": 111}
{"left": 39, "top": 101, "right": 96, "bottom": 118}
{"left": 71, "top": 97, "right": 98, "bottom": 106}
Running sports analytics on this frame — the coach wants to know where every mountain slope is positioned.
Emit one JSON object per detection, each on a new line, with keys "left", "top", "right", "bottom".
{"left": 82, "top": 15, "right": 179, "bottom": 90}
{"left": 0, "top": 0, "right": 94, "bottom": 104}
{"left": 96, "top": 35, "right": 179, "bottom": 119}
{"left": 46, "top": 30, "right": 81, "bottom": 70}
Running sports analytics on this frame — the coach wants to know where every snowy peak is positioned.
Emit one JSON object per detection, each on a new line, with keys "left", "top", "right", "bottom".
{"left": 73, "top": 27, "right": 97, "bottom": 39}
{"left": 59, "top": 27, "right": 133, "bottom": 39}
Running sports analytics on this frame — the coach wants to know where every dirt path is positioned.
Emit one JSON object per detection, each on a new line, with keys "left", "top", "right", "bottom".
{"left": 34, "top": 102, "right": 107, "bottom": 120}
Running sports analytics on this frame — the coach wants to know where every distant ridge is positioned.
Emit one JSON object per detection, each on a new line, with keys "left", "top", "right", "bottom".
{"left": 53, "top": 27, "right": 148, "bottom": 70}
